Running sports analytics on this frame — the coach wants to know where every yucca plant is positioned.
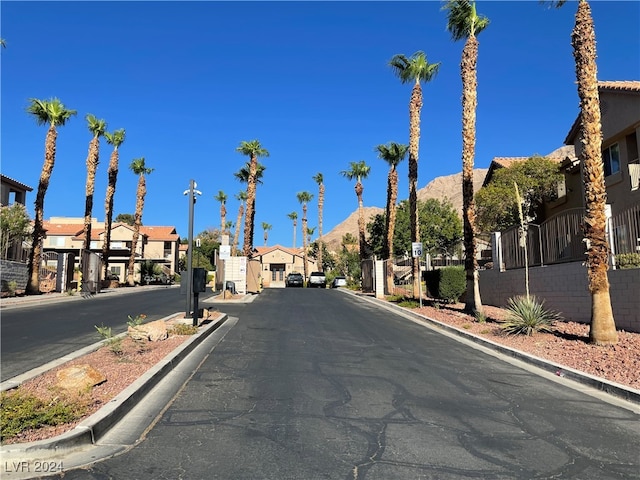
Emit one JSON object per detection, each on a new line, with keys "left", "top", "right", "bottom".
{"left": 501, "top": 295, "right": 561, "bottom": 336}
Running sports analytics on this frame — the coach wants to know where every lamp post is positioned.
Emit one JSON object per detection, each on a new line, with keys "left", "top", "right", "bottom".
{"left": 183, "top": 179, "right": 201, "bottom": 318}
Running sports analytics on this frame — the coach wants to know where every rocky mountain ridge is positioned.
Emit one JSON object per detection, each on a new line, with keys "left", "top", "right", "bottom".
{"left": 322, "top": 169, "right": 488, "bottom": 252}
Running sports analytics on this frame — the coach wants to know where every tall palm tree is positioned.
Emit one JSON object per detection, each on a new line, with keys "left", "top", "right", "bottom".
{"left": 375, "top": 142, "right": 409, "bottom": 294}
{"left": 287, "top": 211, "right": 298, "bottom": 249}
{"left": 548, "top": 0, "right": 617, "bottom": 344}
{"left": 262, "top": 222, "right": 272, "bottom": 246}
{"left": 340, "top": 160, "right": 371, "bottom": 264}
{"left": 443, "top": 0, "right": 489, "bottom": 314}
{"left": 236, "top": 140, "right": 269, "bottom": 256}
{"left": 102, "top": 128, "right": 126, "bottom": 278}
{"left": 389, "top": 51, "right": 440, "bottom": 298}
{"left": 233, "top": 162, "right": 265, "bottom": 255}
{"left": 297, "top": 191, "right": 314, "bottom": 281}
{"left": 82, "top": 114, "right": 107, "bottom": 252}
{"left": 126, "top": 157, "right": 153, "bottom": 286}
{"left": 214, "top": 190, "right": 228, "bottom": 234}
{"left": 232, "top": 191, "right": 248, "bottom": 256}
{"left": 25, "top": 98, "right": 77, "bottom": 294}
{"left": 312, "top": 173, "right": 325, "bottom": 271}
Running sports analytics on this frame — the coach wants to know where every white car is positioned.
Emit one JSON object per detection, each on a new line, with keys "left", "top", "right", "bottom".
{"left": 331, "top": 276, "right": 347, "bottom": 288}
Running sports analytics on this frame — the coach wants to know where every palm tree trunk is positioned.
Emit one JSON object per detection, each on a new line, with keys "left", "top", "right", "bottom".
{"left": 83, "top": 137, "right": 100, "bottom": 252}
{"left": 409, "top": 82, "right": 423, "bottom": 298}
{"left": 461, "top": 35, "right": 482, "bottom": 313}
{"left": 385, "top": 169, "right": 398, "bottom": 294}
{"left": 127, "top": 176, "right": 146, "bottom": 286}
{"left": 27, "top": 125, "right": 57, "bottom": 294}
{"left": 572, "top": 0, "right": 617, "bottom": 344}
{"left": 302, "top": 206, "right": 308, "bottom": 280}
{"left": 232, "top": 204, "right": 244, "bottom": 256}
{"left": 103, "top": 149, "right": 119, "bottom": 278}
{"left": 220, "top": 204, "right": 227, "bottom": 234}
{"left": 243, "top": 157, "right": 258, "bottom": 256}
{"left": 317, "top": 184, "right": 324, "bottom": 271}
{"left": 356, "top": 182, "right": 366, "bottom": 263}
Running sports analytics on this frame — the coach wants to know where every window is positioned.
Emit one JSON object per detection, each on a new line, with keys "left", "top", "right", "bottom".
{"left": 48, "top": 236, "right": 65, "bottom": 247}
{"left": 603, "top": 143, "right": 620, "bottom": 177}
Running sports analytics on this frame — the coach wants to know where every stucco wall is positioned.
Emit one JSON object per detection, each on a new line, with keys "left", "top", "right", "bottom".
{"left": 479, "top": 263, "right": 640, "bottom": 333}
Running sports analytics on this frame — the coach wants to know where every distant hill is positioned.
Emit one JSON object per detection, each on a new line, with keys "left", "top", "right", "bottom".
{"left": 322, "top": 169, "right": 488, "bottom": 252}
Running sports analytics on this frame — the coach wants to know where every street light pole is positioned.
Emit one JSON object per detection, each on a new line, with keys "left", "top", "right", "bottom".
{"left": 183, "top": 180, "right": 201, "bottom": 318}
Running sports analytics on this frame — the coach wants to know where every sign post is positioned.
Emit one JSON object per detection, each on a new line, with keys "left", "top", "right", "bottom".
{"left": 412, "top": 242, "right": 423, "bottom": 308}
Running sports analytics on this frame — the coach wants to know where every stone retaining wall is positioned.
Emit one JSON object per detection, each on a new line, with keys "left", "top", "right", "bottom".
{"left": 0, "top": 259, "right": 29, "bottom": 291}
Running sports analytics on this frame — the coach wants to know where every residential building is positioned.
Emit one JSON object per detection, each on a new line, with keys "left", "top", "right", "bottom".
{"left": 252, "top": 245, "right": 318, "bottom": 288}
{"left": 41, "top": 217, "right": 181, "bottom": 282}
{"left": 1, "top": 174, "right": 33, "bottom": 262}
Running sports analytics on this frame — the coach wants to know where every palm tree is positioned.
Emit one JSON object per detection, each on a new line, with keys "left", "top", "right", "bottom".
{"left": 102, "top": 128, "right": 126, "bottom": 278}
{"left": 443, "top": 0, "right": 489, "bottom": 314}
{"left": 306, "top": 226, "right": 316, "bottom": 246}
{"left": 214, "top": 190, "right": 228, "bottom": 234}
{"left": 236, "top": 140, "right": 269, "bottom": 256}
{"left": 297, "top": 191, "right": 314, "bottom": 281}
{"left": 375, "top": 142, "right": 409, "bottom": 294}
{"left": 548, "top": 0, "right": 617, "bottom": 344}
{"left": 233, "top": 162, "right": 265, "bottom": 255}
{"left": 312, "top": 173, "right": 325, "bottom": 271}
{"left": 262, "top": 222, "right": 272, "bottom": 246}
{"left": 81, "top": 114, "right": 107, "bottom": 252}
{"left": 126, "top": 157, "right": 154, "bottom": 286}
{"left": 340, "top": 160, "right": 371, "bottom": 264}
{"left": 389, "top": 51, "right": 440, "bottom": 298}
{"left": 287, "top": 211, "right": 298, "bottom": 249}
{"left": 25, "top": 98, "right": 77, "bottom": 294}
{"left": 232, "top": 191, "right": 248, "bottom": 256}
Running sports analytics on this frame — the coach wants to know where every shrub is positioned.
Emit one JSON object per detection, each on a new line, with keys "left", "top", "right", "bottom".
{"left": 95, "top": 323, "right": 123, "bottom": 355}
{"left": 615, "top": 253, "right": 640, "bottom": 269}
{"left": 501, "top": 295, "right": 561, "bottom": 336}
{"left": 424, "top": 266, "right": 465, "bottom": 303}
{"left": 170, "top": 323, "right": 198, "bottom": 335}
{"left": 0, "top": 390, "right": 86, "bottom": 441}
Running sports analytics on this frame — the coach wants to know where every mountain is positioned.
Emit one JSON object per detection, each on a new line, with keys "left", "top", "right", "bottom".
{"left": 322, "top": 169, "right": 488, "bottom": 252}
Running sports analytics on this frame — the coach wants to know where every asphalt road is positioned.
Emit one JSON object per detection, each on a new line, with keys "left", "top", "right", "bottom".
{"left": 0, "top": 286, "right": 214, "bottom": 381}
{"left": 43, "top": 288, "right": 639, "bottom": 480}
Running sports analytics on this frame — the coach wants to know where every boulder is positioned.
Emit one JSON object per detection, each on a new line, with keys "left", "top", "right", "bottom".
{"left": 56, "top": 364, "right": 106, "bottom": 392}
{"left": 128, "top": 319, "right": 168, "bottom": 342}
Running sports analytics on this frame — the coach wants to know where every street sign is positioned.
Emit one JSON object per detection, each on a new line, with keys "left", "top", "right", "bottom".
{"left": 411, "top": 242, "right": 423, "bottom": 258}
{"left": 219, "top": 245, "right": 231, "bottom": 260}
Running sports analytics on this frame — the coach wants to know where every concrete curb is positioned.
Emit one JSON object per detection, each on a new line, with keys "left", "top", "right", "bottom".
{"left": 0, "top": 311, "right": 229, "bottom": 461}
{"left": 339, "top": 288, "right": 640, "bottom": 406}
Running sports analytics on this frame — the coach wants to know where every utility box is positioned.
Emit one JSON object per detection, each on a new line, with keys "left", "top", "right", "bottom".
{"left": 193, "top": 268, "right": 207, "bottom": 293}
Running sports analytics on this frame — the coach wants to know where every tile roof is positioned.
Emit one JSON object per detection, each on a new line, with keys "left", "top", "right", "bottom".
{"left": 598, "top": 80, "right": 640, "bottom": 92}
{"left": 139, "top": 226, "right": 179, "bottom": 241}
{"left": 254, "top": 245, "right": 303, "bottom": 257}
{"left": 1, "top": 174, "right": 33, "bottom": 191}
{"left": 41, "top": 222, "right": 84, "bottom": 236}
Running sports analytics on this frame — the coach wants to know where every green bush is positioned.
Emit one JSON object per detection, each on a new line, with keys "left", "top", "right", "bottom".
{"left": 424, "top": 266, "right": 466, "bottom": 303}
{"left": 1, "top": 391, "right": 86, "bottom": 441}
{"left": 501, "top": 295, "right": 561, "bottom": 336}
{"left": 615, "top": 253, "right": 640, "bottom": 269}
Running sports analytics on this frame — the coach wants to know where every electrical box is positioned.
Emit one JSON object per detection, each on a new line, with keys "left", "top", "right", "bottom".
{"left": 193, "top": 268, "right": 207, "bottom": 293}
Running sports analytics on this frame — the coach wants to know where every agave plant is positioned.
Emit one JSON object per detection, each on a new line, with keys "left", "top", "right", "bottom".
{"left": 501, "top": 295, "right": 561, "bottom": 336}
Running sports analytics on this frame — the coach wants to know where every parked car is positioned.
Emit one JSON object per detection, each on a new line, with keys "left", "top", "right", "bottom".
{"left": 308, "top": 271, "right": 327, "bottom": 288}
{"left": 285, "top": 272, "right": 304, "bottom": 287}
{"left": 331, "top": 276, "right": 347, "bottom": 288}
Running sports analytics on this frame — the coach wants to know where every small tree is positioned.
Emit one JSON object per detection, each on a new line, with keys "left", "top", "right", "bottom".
{"left": 115, "top": 213, "right": 135, "bottom": 226}
{"left": 1, "top": 204, "right": 31, "bottom": 260}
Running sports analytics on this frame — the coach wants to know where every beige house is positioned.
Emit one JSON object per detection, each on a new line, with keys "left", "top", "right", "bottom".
{"left": 252, "top": 245, "right": 318, "bottom": 288}
{"left": 42, "top": 217, "right": 180, "bottom": 282}
{"left": 1, "top": 174, "right": 33, "bottom": 262}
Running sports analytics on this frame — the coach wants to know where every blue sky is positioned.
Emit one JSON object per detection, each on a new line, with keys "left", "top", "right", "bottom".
{"left": 1, "top": 1, "right": 639, "bottom": 249}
